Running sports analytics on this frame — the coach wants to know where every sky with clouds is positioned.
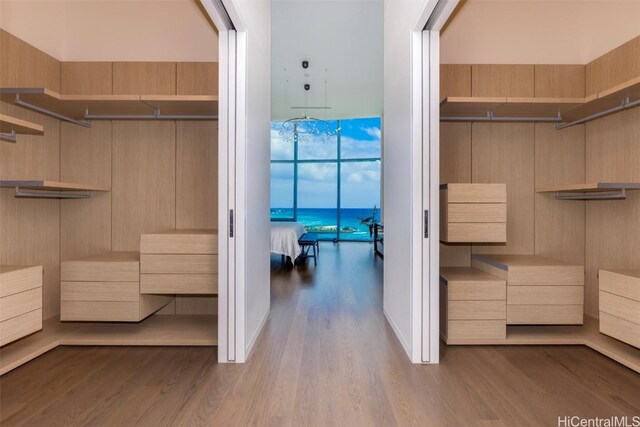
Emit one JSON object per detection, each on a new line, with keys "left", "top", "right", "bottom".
{"left": 271, "top": 117, "right": 381, "bottom": 209}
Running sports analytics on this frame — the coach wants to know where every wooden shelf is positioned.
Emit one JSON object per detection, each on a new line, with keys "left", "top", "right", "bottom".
{"left": 0, "top": 114, "right": 44, "bottom": 135}
{"left": 440, "top": 75, "right": 640, "bottom": 126}
{"left": 444, "top": 316, "right": 640, "bottom": 373}
{"left": 0, "top": 315, "right": 217, "bottom": 375}
{"left": 536, "top": 183, "right": 640, "bottom": 193}
{"left": 0, "top": 180, "right": 110, "bottom": 192}
{"left": 0, "top": 87, "right": 218, "bottom": 124}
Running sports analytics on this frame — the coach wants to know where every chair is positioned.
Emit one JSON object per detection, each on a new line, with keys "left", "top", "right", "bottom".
{"left": 298, "top": 233, "right": 319, "bottom": 266}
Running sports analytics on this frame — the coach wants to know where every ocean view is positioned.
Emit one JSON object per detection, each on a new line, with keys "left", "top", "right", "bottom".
{"left": 271, "top": 208, "right": 379, "bottom": 241}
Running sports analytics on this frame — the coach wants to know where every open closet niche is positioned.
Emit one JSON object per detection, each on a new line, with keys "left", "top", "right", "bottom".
{"left": 438, "top": 35, "right": 640, "bottom": 372}
{"left": 0, "top": 29, "right": 219, "bottom": 375}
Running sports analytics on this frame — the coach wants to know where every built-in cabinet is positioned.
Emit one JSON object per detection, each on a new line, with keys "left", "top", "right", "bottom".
{"left": 0, "top": 29, "right": 220, "bottom": 375}
{"left": 439, "top": 35, "right": 640, "bottom": 372}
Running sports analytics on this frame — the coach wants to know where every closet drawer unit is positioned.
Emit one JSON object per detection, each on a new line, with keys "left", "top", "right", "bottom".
{"left": 141, "top": 274, "right": 218, "bottom": 295}
{"left": 0, "top": 265, "right": 43, "bottom": 346}
{"left": 599, "top": 270, "right": 640, "bottom": 348}
{"left": 61, "top": 252, "right": 140, "bottom": 282}
{"left": 140, "top": 255, "right": 217, "bottom": 275}
{"left": 61, "top": 252, "right": 173, "bottom": 322}
{"left": 140, "top": 230, "right": 218, "bottom": 255}
{"left": 440, "top": 267, "right": 507, "bottom": 342}
{"left": 440, "top": 183, "right": 507, "bottom": 243}
{"left": 0, "top": 265, "right": 43, "bottom": 298}
{"left": 473, "top": 255, "right": 584, "bottom": 325}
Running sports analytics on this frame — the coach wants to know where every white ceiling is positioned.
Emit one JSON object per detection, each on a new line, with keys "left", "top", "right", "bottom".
{"left": 0, "top": 0, "right": 218, "bottom": 61}
{"left": 441, "top": 0, "right": 640, "bottom": 64}
{"left": 271, "top": 0, "right": 383, "bottom": 121}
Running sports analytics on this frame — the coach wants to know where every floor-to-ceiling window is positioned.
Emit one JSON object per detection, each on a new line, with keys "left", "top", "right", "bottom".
{"left": 271, "top": 117, "right": 381, "bottom": 241}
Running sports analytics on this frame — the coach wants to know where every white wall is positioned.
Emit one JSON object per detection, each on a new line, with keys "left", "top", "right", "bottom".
{"left": 271, "top": 0, "right": 383, "bottom": 121}
{"left": 441, "top": 0, "right": 640, "bottom": 64}
{"left": 0, "top": 0, "right": 218, "bottom": 61}
{"left": 229, "top": 0, "right": 272, "bottom": 358}
{"left": 383, "top": 0, "right": 428, "bottom": 360}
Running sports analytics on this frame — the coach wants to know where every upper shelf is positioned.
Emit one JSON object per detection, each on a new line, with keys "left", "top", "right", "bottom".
{"left": 0, "top": 180, "right": 110, "bottom": 199}
{"left": 536, "top": 182, "right": 640, "bottom": 200}
{"left": 0, "top": 88, "right": 218, "bottom": 127}
{"left": 440, "top": 75, "right": 640, "bottom": 129}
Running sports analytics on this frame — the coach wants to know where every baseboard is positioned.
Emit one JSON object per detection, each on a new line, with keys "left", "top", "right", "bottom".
{"left": 383, "top": 306, "right": 412, "bottom": 361}
{"left": 245, "top": 307, "right": 270, "bottom": 361}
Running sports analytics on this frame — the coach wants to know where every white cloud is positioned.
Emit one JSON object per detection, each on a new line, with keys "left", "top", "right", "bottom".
{"left": 363, "top": 127, "right": 381, "bottom": 139}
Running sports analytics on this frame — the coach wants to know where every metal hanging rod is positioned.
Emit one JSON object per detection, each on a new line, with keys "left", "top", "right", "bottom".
{"left": 556, "top": 97, "right": 640, "bottom": 130}
{"left": 441, "top": 111, "right": 562, "bottom": 123}
{"left": 14, "top": 94, "right": 91, "bottom": 128}
{"left": 555, "top": 189, "right": 627, "bottom": 201}
{"left": 13, "top": 187, "right": 91, "bottom": 200}
{"left": 0, "top": 130, "right": 17, "bottom": 143}
{"left": 85, "top": 108, "right": 217, "bottom": 121}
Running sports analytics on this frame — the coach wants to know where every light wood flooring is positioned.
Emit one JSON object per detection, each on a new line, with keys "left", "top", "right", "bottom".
{"left": 1, "top": 243, "right": 638, "bottom": 426}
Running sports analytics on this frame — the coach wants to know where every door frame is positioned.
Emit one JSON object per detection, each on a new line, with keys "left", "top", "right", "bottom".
{"left": 410, "top": 0, "right": 458, "bottom": 363}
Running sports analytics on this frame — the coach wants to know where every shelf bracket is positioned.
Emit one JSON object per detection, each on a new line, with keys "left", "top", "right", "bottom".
{"left": 14, "top": 187, "right": 91, "bottom": 200}
{"left": 555, "top": 189, "right": 627, "bottom": 201}
{"left": 14, "top": 94, "right": 91, "bottom": 128}
{"left": 0, "top": 130, "right": 17, "bottom": 143}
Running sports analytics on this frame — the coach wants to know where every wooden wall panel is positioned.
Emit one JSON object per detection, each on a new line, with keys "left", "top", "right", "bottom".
{"left": 61, "top": 62, "right": 113, "bottom": 95}
{"left": 176, "top": 121, "right": 218, "bottom": 229}
{"left": 585, "top": 108, "right": 640, "bottom": 318}
{"left": 534, "top": 123, "right": 585, "bottom": 267}
{"left": 112, "top": 122, "right": 176, "bottom": 250}
{"left": 440, "top": 64, "right": 471, "bottom": 100}
{"left": 0, "top": 30, "right": 43, "bottom": 88}
{"left": 471, "top": 65, "right": 534, "bottom": 97}
{"left": 176, "top": 297, "right": 217, "bottom": 315}
{"left": 113, "top": 62, "right": 176, "bottom": 95}
{"left": 586, "top": 36, "right": 640, "bottom": 97}
{"left": 472, "top": 123, "right": 535, "bottom": 255}
{"left": 43, "top": 53, "right": 61, "bottom": 93}
{"left": 60, "top": 122, "right": 112, "bottom": 260}
{"left": 177, "top": 62, "right": 218, "bottom": 96}
{"left": 534, "top": 65, "right": 585, "bottom": 98}
{"left": 440, "top": 122, "right": 471, "bottom": 267}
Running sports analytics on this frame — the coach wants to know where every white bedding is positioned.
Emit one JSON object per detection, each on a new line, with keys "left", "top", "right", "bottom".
{"left": 271, "top": 222, "right": 307, "bottom": 261}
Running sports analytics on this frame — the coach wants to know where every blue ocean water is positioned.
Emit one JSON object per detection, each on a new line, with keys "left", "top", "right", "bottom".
{"left": 270, "top": 208, "right": 379, "bottom": 241}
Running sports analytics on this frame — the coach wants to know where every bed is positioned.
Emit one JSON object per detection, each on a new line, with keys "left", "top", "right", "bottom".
{"left": 270, "top": 221, "right": 307, "bottom": 262}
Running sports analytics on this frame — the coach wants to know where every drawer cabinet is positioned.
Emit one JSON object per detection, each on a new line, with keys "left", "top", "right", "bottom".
{"left": 140, "top": 230, "right": 218, "bottom": 295}
{"left": 599, "top": 270, "right": 640, "bottom": 348}
{"left": 0, "top": 265, "right": 43, "bottom": 346}
{"left": 472, "top": 254, "right": 584, "bottom": 325}
{"left": 440, "top": 183, "right": 507, "bottom": 243}
{"left": 61, "top": 252, "right": 172, "bottom": 322}
{"left": 440, "top": 267, "right": 507, "bottom": 342}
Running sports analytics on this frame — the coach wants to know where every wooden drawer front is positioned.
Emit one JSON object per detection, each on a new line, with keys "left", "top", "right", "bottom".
{"left": 62, "top": 260, "right": 139, "bottom": 282}
{"left": 448, "top": 300, "right": 505, "bottom": 320}
{"left": 61, "top": 282, "right": 139, "bottom": 302}
{"left": 0, "top": 266, "right": 42, "bottom": 298}
{"left": 444, "top": 184, "right": 507, "bottom": 203}
{"left": 508, "top": 286, "right": 583, "bottom": 306}
{"left": 508, "top": 266, "right": 583, "bottom": 287}
{"left": 141, "top": 274, "right": 218, "bottom": 295}
{"left": 447, "top": 203, "right": 506, "bottom": 223}
{"left": 61, "top": 301, "right": 141, "bottom": 322}
{"left": 599, "top": 291, "right": 640, "bottom": 324}
{"left": 599, "top": 270, "right": 640, "bottom": 301}
{"left": 445, "top": 223, "right": 506, "bottom": 243}
{"left": 448, "top": 320, "right": 506, "bottom": 340}
{"left": 448, "top": 281, "right": 506, "bottom": 301}
{"left": 0, "top": 308, "right": 42, "bottom": 346}
{"left": 140, "top": 232, "right": 218, "bottom": 255}
{"left": 599, "top": 312, "right": 640, "bottom": 348}
{"left": 0, "top": 288, "right": 42, "bottom": 322}
{"left": 140, "top": 255, "right": 217, "bottom": 274}
{"left": 507, "top": 305, "right": 583, "bottom": 325}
